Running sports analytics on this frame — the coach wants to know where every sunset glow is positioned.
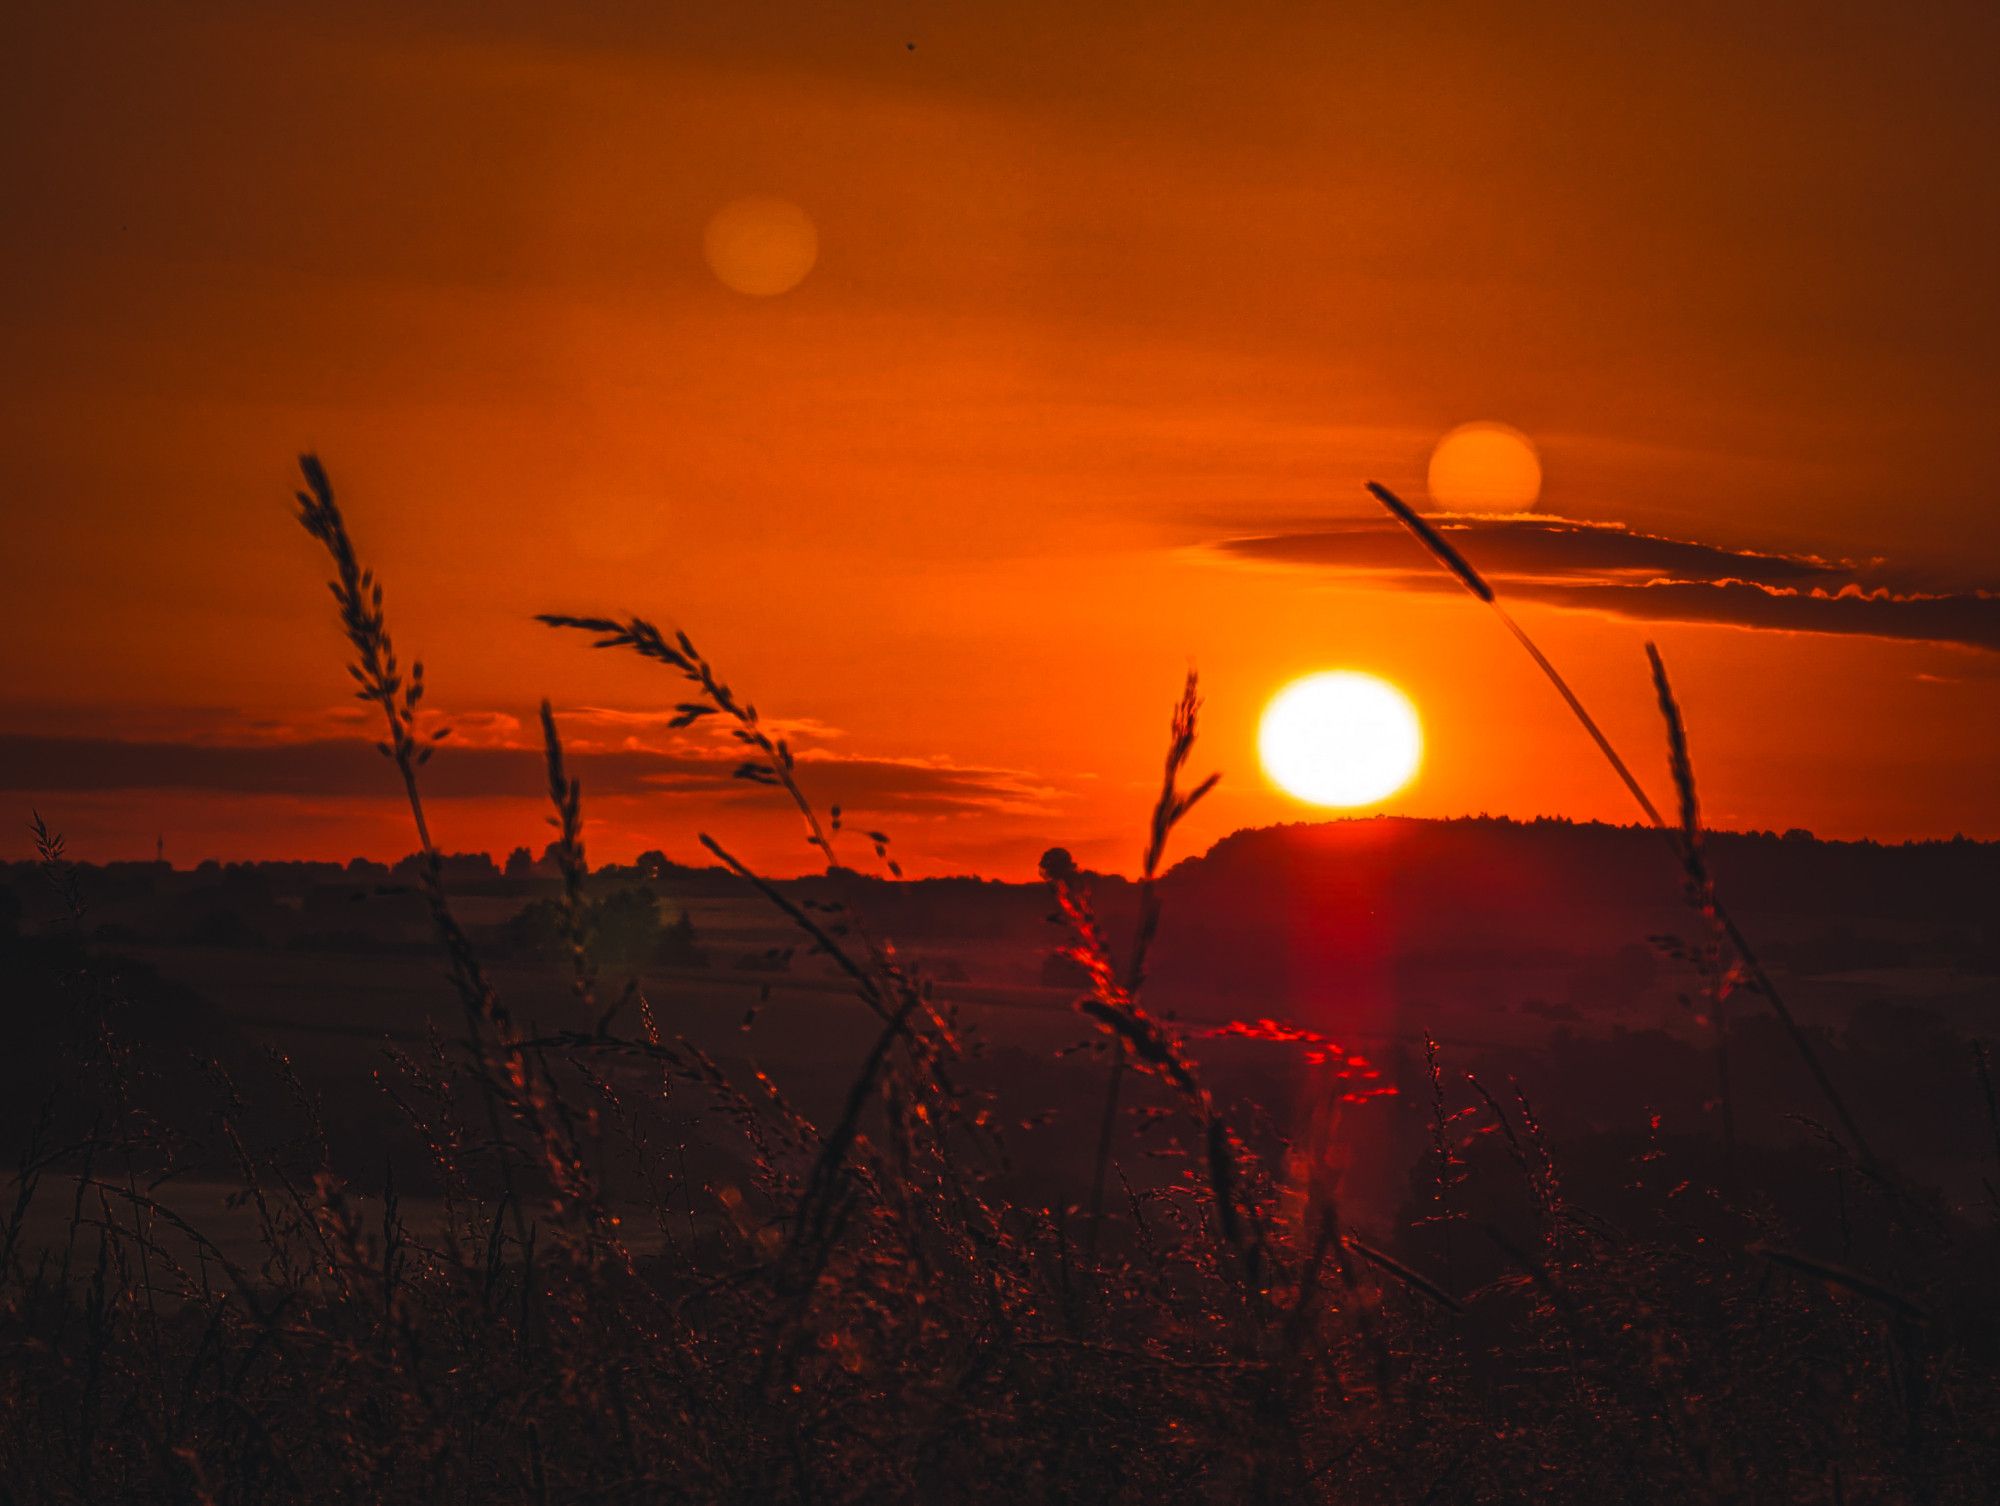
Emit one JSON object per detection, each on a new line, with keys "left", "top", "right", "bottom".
{"left": 6, "top": 11, "right": 2000, "bottom": 1492}
{"left": 3, "top": 5, "right": 1997, "bottom": 877}
{"left": 1258, "top": 672, "right": 1423, "bottom": 809}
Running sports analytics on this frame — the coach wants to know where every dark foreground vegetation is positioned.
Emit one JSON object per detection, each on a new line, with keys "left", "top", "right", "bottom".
{"left": 3, "top": 458, "right": 1998, "bottom": 1503}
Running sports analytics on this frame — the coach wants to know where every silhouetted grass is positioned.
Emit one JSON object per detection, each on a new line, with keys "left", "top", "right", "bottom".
{"left": 1371, "top": 480, "right": 1877, "bottom": 1171}
{"left": 0, "top": 458, "right": 1994, "bottom": 1502}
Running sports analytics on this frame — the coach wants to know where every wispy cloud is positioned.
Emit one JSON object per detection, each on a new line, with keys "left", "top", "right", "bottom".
{"left": 0, "top": 734, "right": 1054, "bottom": 819}
{"left": 1211, "top": 514, "right": 2000, "bottom": 652}
{"left": 551, "top": 706, "right": 847, "bottom": 750}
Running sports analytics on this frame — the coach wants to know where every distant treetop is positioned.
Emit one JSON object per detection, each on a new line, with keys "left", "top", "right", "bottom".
{"left": 1038, "top": 847, "right": 1077, "bottom": 884}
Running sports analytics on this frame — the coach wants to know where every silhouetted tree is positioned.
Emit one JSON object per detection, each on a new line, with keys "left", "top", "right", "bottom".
{"left": 501, "top": 885, "right": 693, "bottom": 967}
{"left": 655, "top": 907, "right": 708, "bottom": 967}
{"left": 592, "top": 887, "right": 662, "bottom": 964}
{"left": 502, "top": 898, "right": 564, "bottom": 957}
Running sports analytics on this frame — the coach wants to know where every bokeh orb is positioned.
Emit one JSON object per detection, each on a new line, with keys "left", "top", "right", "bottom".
{"left": 702, "top": 196, "right": 818, "bottom": 296}
{"left": 1427, "top": 421, "right": 1541, "bottom": 513}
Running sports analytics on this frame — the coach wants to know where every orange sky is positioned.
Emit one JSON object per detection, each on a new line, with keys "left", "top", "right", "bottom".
{"left": 4, "top": 2, "right": 1998, "bottom": 877}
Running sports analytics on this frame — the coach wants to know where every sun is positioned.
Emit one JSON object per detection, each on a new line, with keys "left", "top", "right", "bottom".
{"left": 1259, "top": 672, "right": 1423, "bottom": 808}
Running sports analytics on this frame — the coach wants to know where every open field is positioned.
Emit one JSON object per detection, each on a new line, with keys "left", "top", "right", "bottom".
{"left": 4, "top": 460, "right": 1997, "bottom": 1502}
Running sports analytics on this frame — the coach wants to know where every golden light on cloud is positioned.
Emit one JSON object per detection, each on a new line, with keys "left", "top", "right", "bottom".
{"left": 1258, "top": 671, "right": 1423, "bottom": 808}
{"left": 702, "top": 196, "right": 818, "bottom": 296}
{"left": 1428, "top": 420, "right": 1541, "bottom": 513}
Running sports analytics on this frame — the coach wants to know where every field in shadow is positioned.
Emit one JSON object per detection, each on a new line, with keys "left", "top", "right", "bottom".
{"left": 2, "top": 458, "right": 1996, "bottom": 1503}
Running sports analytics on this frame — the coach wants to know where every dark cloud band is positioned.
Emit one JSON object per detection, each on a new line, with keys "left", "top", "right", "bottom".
{"left": 1214, "top": 516, "right": 1998, "bottom": 652}
{"left": 0, "top": 736, "right": 1043, "bottom": 815}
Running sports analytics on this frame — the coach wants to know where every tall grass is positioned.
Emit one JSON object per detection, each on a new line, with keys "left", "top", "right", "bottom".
{"left": 1367, "top": 481, "right": 1878, "bottom": 1172}
{"left": 0, "top": 457, "right": 1993, "bottom": 1502}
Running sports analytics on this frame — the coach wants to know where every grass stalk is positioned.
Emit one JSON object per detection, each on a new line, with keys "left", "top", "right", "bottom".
{"left": 1368, "top": 480, "right": 1878, "bottom": 1172}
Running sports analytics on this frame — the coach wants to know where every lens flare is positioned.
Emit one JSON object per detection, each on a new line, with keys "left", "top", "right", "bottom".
{"left": 703, "top": 196, "right": 818, "bottom": 296}
{"left": 1427, "top": 421, "right": 1541, "bottom": 513}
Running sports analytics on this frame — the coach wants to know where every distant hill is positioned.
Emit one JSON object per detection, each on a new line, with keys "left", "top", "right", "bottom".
{"left": 1131, "top": 817, "right": 1999, "bottom": 1015}
{"left": 8, "top": 818, "right": 1995, "bottom": 1020}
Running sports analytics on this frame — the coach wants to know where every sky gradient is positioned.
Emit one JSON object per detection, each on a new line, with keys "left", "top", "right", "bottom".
{"left": 4, "top": 1, "right": 1997, "bottom": 876}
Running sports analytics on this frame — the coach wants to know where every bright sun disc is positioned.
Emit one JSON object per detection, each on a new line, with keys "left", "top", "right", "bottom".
{"left": 1259, "top": 672, "right": 1423, "bottom": 808}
